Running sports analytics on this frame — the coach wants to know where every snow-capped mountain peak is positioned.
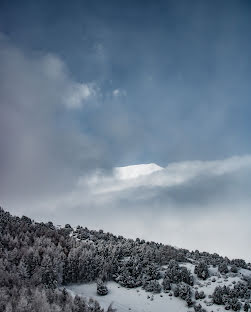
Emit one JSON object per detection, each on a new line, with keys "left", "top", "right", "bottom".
{"left": 114, "top": 163, "right": 163, "bottom": 180}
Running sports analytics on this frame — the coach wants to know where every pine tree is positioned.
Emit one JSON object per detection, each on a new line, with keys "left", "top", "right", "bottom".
{"left": 97, "top": 280, "right": 109, "bottom": 296}
{"left": 194, "top": 261, "right": 209, "bottom": 280}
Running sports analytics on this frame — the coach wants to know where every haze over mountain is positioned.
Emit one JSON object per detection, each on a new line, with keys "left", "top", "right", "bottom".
{"left": 3, "top": 156, "right": 251, "bottom": 260}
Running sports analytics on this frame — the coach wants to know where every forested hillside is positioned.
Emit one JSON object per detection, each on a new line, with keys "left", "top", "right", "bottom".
{"left": 0, "top": 207, "right": 250, "bottom": 312}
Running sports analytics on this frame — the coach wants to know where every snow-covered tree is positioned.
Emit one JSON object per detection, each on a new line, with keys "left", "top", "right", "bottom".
{"left": 218, "top": 262, "right": 229, "bottom": 274}
{"left": 143, "top": 279, "right": 161, "bottom": 293}
{"left": 97, "top": 280, "right": 109, "bottom": 296}
{"left": 162, "top": 276, "right": 171, "bottom": 292}
{"left": 194, "top": 261, "right": 209, "bottom": 280}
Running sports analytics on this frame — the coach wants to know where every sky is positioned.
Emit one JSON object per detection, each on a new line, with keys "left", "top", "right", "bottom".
{"left": 1, "top": 0, "right": 251, "bottom": 260}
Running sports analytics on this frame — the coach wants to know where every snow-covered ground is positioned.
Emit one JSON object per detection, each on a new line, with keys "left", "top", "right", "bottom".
{"left": 66, "top": 281, "right": 190, "bottom": 312}
{"left": 66, "top": 265, "right": 251, "bottom": 312}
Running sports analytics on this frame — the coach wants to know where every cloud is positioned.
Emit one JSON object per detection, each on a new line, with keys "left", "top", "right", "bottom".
{"left": 40, "top": 53, "right": 98, "bottom": 110}
{"left": 63, "top": 155, "right": 251, "bottom": 260}
{"left": 6, "top": 155, "right": 250, "bottom": 260}
{"left": 64, "top": 82, "right": 96, "bottom": 109}
{"left": 0, "top": 35, "right": 105, "bottom": 201}
{"left": 112, "top": 88, "right": 127, "bottom": 97}
{"left": 74, "top": 155, "right": 251, "bottom": 200}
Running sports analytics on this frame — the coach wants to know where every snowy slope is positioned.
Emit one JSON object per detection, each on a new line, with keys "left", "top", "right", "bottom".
{"left": 66, "top": 265, "right": 251, "bottom": 312}
{"left": 66, "top": 281, "right": 190, "bottom": 312}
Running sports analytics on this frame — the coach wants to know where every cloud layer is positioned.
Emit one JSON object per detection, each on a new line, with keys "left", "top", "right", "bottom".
{"left": 4, "top": 155, "right": 251, "bottom": 261}
{"left": 59, "top": 155, "right": 251, "bottom": 261}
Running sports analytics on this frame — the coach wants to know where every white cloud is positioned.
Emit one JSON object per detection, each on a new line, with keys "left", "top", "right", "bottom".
{"left": 42, "top": 54, "right": 67, "bottom": 80}
{"left": 76, "top": 155, "right": 251, "bottom": 196}
{"left": 64, "top": 82, "right": 95, "bottom": 109}
{"left": 42, "top": 53, "right": 97, "bottom": 110}
{"left": 112, "top": 88, "right": 127, "bottom": 97}
{"left": 4, "top": 154, "right": 251, "bottom": 260}
{"left": 0, "top": 35, "right": 103, "bottom": 201}
{"left": 42, "top": 155, "right": 251, "bottom": 260}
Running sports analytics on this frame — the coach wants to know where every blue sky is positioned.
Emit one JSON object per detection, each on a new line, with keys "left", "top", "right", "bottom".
{"left": 1, "top": 0, "right": 251, "bottom": 259}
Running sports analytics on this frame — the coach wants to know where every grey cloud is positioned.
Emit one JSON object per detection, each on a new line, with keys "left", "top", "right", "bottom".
{"left": 10, "top": 156, "right": 250, "bottom": 260}
{"left": 2, "top": 144, "right": 251, "bottom": 260}
{"left": 75, "top": 156, "right": 251, "bottom": 215}
{"left": 0, "top": 35, "right": 107, "bottom": 201}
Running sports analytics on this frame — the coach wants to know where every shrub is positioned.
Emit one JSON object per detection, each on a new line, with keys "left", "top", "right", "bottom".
{"left": 194, "top": 261, "right": 209, "bottom": 280}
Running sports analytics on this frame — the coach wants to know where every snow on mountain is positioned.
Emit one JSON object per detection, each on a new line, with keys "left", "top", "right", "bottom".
{"left": 66, "top": 265, "right": 251, "bottom": 312}
{"left": 66, "top": 281, "right": 188, "bottom": 312}
{"left": 83, "top": 155, "right": 251, "bottom": 194}
{"left": 114, "top": 163, "right": 163, "bottom": 180}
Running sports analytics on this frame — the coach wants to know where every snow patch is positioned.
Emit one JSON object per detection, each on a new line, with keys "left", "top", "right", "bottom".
{"left": 114, "top": 163, "right": 163, "bottom": 180}
{"left": 66, "top": 281, "right": 190, "bottom": 312}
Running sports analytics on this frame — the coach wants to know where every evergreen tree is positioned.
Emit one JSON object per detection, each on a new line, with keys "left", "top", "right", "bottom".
{"left": 194, "top": 261, "right": 209, "bottom": 280}
{"left": 97, "top": 280, "right": 109, "bottom": 296}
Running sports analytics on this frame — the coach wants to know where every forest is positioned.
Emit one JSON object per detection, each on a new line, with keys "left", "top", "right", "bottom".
{"left": 0, "top": 207, "right": 250, "bottom": 312}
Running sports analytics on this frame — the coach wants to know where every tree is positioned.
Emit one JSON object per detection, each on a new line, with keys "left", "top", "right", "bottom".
{"left": 162, "top": 276, "right": 171, "bottom": 292}
{"left": 16, "top": 296, "right": 29, "bottom": 312}
{"left": 244, "top": 302, "right": 250, "bottom": 312}
{"left": 97, "top": 280, "right": 108, "bottom": 296}
{"left": 230, "top": 265, "right": 238, "bottom": 273}
{"left": 218, "top": 262, "right": 229, "bottom": 274}
{"left": 195, "top": 290, "right": 205, "bottom": 300}
{"left": 165, "top": 260, "right": 193, "bottom": 285}
{"left": 194, "top": 261, "right": 209, "bottom": 280}
{"left": 143, "top": 280, "right": 161, "bottom": 293}
{"left": 5, "top": 303, "right": 13, "bottom": 312}
{"left": 18, "top": 259, "right": 29, "bottom": 280}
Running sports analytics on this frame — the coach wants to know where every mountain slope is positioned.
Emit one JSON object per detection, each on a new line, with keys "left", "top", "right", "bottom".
{"left": 0, "top": 207, "right": 250, "bottom": 312}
